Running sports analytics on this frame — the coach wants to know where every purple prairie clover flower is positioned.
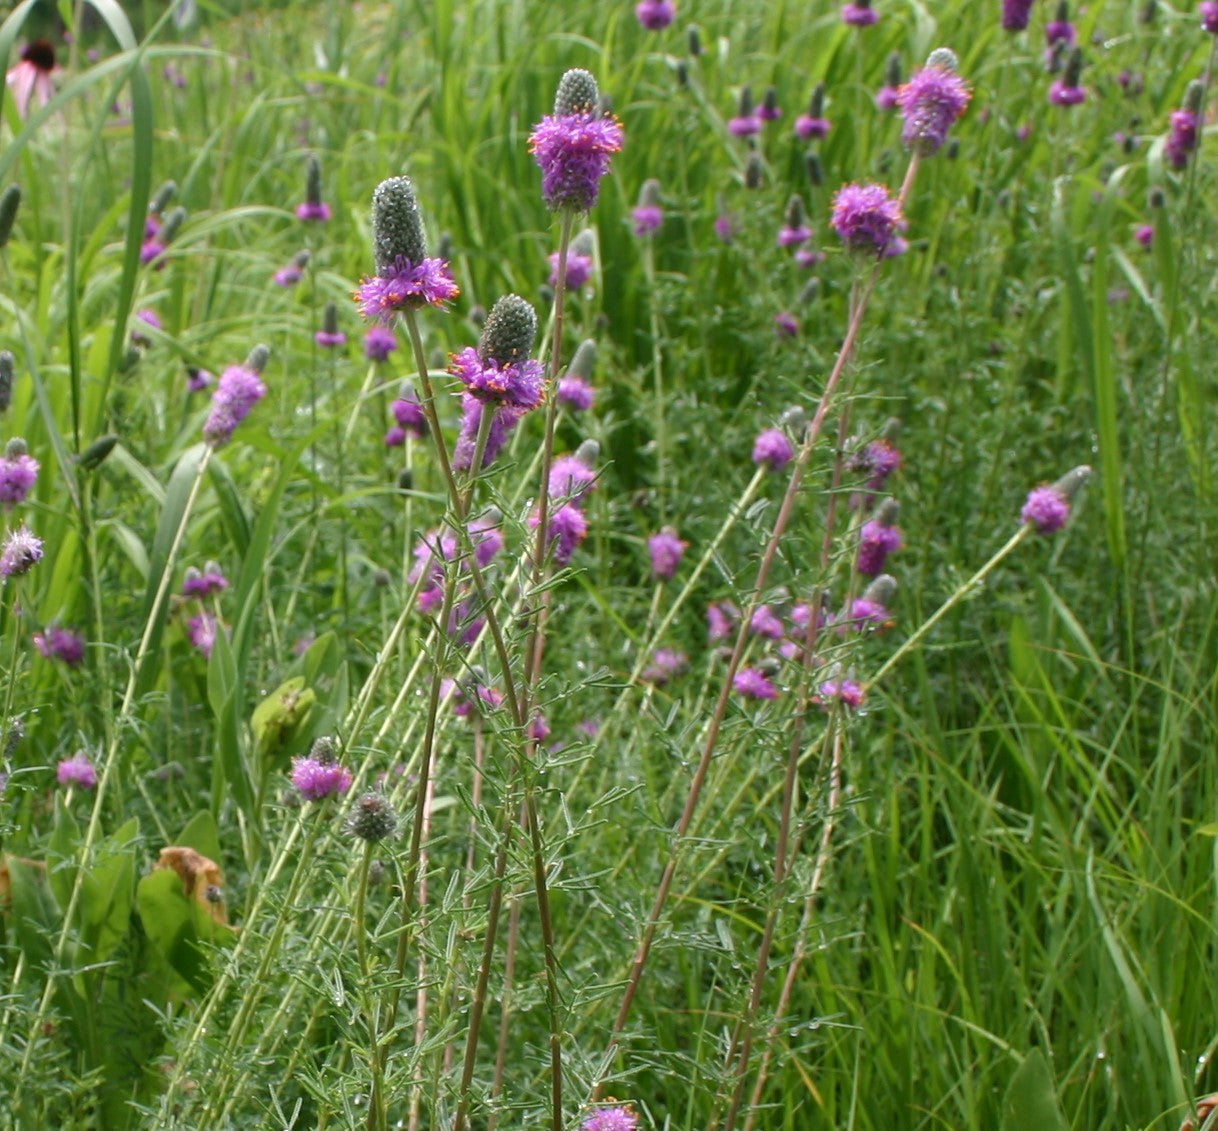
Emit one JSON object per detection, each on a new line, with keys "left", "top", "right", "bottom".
{"left": 5, "top": 40, "right": 60, "bottom": 119}
{"left": 831, "top": 183, "right": 904, "bottom": 256}
{"left": 356, "top": 257, "right": 459, "bottom": 321}
{"left": 1167, "top": 89, "right": 1203, "bottom": 169}
{"left": 734, "top": 667, "right": 779, "bottom": 699}
{"left": 529, "top": 69, "right": 625, "bottom": 213}
{"left": 357, "top": 177, "right": 460, "bottom": 321}
{"left": 452, "top": 395, "right": 519, "bottom": 471}
{"left": 549, "top": 453, "right": 598, "bottom": 501}
{"left": 1049, "top": 49, "right": 1086, "bottom": 106}
{"left": 441, "top": 677, "right": 505, "bottom": 718}
{"left": 857, "top": 498, "right": 902, "bottom": 576}
{"left": 753, "top": 427, "right": 794, "bottom": 471}
{"left": 758, "top": 86, "right": 783, "bottom": 121}
{"left": 290, "top": 756, "right": 352, "bottom": 801}
{"left": 182, "top": 563, "right": 228, "bottom": 598}
{"left": 33, "top": 626, "right": 85, "bottom": 667}
{"left": 875, "top": 52, "right": 903, "bottom": 111}
{"left": 750, "top": 604, "right": 785, "bottom": 639}
{"left": 274, "top": 249, "right": 310, "bottom": 287}
{"left": 816, "top": 678, "right": 866, "bottom": 710}
{"left": 296, "top": 154, "right": 332, "bottom": 222}
{"left": 186, "top": 367, "right": 214, "bottom": 393}
{"left": 841, "top": 0, "right": 879, "bottom": 26}
{"left": 0, "top": 525, "right": 42, "bottom": 579}
{"left": 557, "top": 374, "right": 595, "bottom": 411}
{"left": 188, "top": 612, "right": 219, "bottom": 657}
{"left": 642, "top": 648, "right": 688, "bottom": 685}
{"left": 636, "top": 0, "right": 676, "bottom": 30}
{"left": 582, "top": 1104, "right": 638, "bottom": 1131}
{"left": 1003, "top": 0, "right": 1036, "bottom": 30}
{"left": 648, "top": 527, "right": 688, "bottom": 581}
{"left": 1045, "top": 1, "right": 1076, "bottom": 50}
{"left": 897, "top": 50, "right": 971, "bottom": 157}
{"left": 846, "top": 574, "right": 897, "bottom": 633}
{"left": 1204, "top": 1, "right": 1218, "bottom": 33}
{"left": 0, "top": 441, "right": 38, "bottom": 505}
{"left": 528, "top": 713, "right": 551, "bottom": 742}
{"left": 389, "top": 387, "right": 427, "bottom": 442}
{"left": 778, "top": 194, "right": 812, "bottom": 248}
{"left": 795, "top": 84, "right": 831, "bottom": 140}
{"left": 633, "top": 179, "right": 664, "bottom": 236}
{"left": 364, "top": 325, "right": 397, "bottom": 362}
{"left": 450, "top": 347, "right": 545, "bottom": 411}
{"left": 728, "top": 86, "right": 762, "bottom": 136}
{"left": 795, "top": 248, "right": 825, "bottom": 270}
{"left": 707, "top": 601, "right": 738, "bottom": 642}
{"left": 858, "top": 436, "right": 903, "bottom": 490}
{"left": 715, "top": 210, "right": 738, "bottom": 244}
{"left": 315, "top": 301, "right": 347, "bottom": 349}
{"left": 1135, "top": 224, "right": 1154, "bottom": 247}
{"left": 57, "top": 751, "right": 97, "bottom": 790}
{"left": 774, "top": 311, "right": 799, "bottom": 337}
{"left": 469, "top": 514, "right": 505, "bottom": 568}
{"left": 203, "top": 355, "right": 268, "bottom": 448}
{"left": 531, "top": 501, "right": 588, "bottom": 566}
{"left": 131, "top": 308, "right": 161, "bottom": 348}
{"left": 1021, "top": 466, "right": 1090, "bottom": 533}
{"left": 550, "top": 229, "right": 597, "bottom": 289}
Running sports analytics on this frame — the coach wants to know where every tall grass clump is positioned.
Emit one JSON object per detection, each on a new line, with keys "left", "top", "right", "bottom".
{"left": 0, "top": 1, "right": 1217, "bottom": 1129}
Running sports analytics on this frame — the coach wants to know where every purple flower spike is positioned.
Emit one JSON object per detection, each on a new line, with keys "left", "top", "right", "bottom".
{"left": 391, "top": 388, "right": 428, "bottom": 440}
{"left": 1135, "top": 224, "right": 1154, "bottom": 248}
{"left": 557, "top": 375, "right": 595, "bottom": 411}
{"left": 1003, "top": 0, "right": 1036, "bottom": 30}
{"left": 203, "top": 360, "right": 267, "bottom": 448}
{"left": 295, "top": 201, "right": 331, "bottom": 222}
{"left": 897, "top": 50, "right": 970, "bottom": 157}
{"left": 356, "top": 257, "right": 460, "bottom": 322}
{"left": 636, "top": 0, "right": 675, "bottom": 29}
{"left": 1021, "top": 485, "right": 1070, "bottom": 533}
{"left": 750, "top": 604, "right": 785, "bottom": 639}
{"left": 1204, "top": 1, "right": 1218, "bottom": 33}
{"left": 1167, "top": 108, "right": 1200, "bottom": 169}
{"left": 34, "top": 626, "right": 85, "bottom": 667}
{"left": 450, "top": 347, "right": 545, "bottom": 411}
{"left": 816, "top": 679, "right": 866, "bottom": 710}
{"left": 632, "top": 180, "right": 664, "bottom": 236}
{"left": 532, "top": 501, "right": 588, "bottom": 565}
{"left": 57, "top": 751, "right": 97, "bottom": 789}
{"left": 549, "top": 454, "right": 598, "bottom": 501}
{"left": 734, "top": 667, "right": 779, "bottom": 699}
{"left": 452, "top": 396, "right": 519, "bottom": 471}
{"left": 707, "top": 601, "right": 738, "bottom": 642}
{"left": 857, "top": 499, "right": 902, "bottom": 576}
{"left": 1049, "top": 79, "right": 1086, "bottom": 105}
{"left": 550, "top": 249, "right": 594, "bottom": 289}
{"left": 186, "top": 367, "right": 214, "bottom": 393}
{"left": 0, "top": 525, "right": 42, "bottom": 579}
{"left": 529, "top": 69, "right": 624, "bottom": 213}
{"left": 841, "top": 0, "right": 879, "bottom": 25}
{"left": 0, "top": 444, "right": 38, "bottom": 506}
{"left": 753, "top": 427, "right": 794, "bottom": 471}
{"left": 188, "top": 612, "right": 219, "bottom": 657}
{"left": 642, "top": 649, "right": 687, "bottom": 685}
{"left": 831, "top": 183, "right": 904, "bottom": 256}
{"left": 648, "top": 527, "right": 688, "bottom": 581}
{"left": 290, "top": 756, "right": 353, "bottom": 800}
{"left": 774, "top": 311, "right": 800, "bottom": 337}
{"left": 297, "top": 154, "right": 331, "bottom": 222}
{"left": 364, "top": 326, "right": 397, "bottom": 361}
{"left": 796, "top": 114, "right": 831, "bottom": 140}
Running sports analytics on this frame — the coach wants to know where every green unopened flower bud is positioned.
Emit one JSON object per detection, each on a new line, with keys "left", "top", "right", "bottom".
{"left": 676, "top": 62, "right": 689, "bottom": 88}
{"left": 478, "top": 294, "right": 537, "bottom": 364}
{"left": 1063, "top": 47, "right": 1083, "bottom": 89}
{"left": 688, "top": 25, "right": 703, "bottom": 56}
{"left": 798, "top": 277, "right": 820, "bottom": 305}
{"left": 1052, "top": 465, "right": 1091, "bottom": 501}
{"left": 292, "top": 249, "right": 311, "bottom": 271}
{"left": 639, "top": 178, "right": 662, "bottom": 209}
{"left": 245, "top": 344, "right": 271, "bottom": 373}
{"left": 397, "top": 468, "right": 413, "bottom": 492}
{"left": 150, "top": 180, "right": 177, "bottom": 214}
{"left": 571, "top": 229, "right": 596, "bottom": 259}
{"left": 784, "top": 194, "right": 806, "bottom": 230}
{"left": 809, "top": 83, "right": 826, "bottom": 119}
{"left": 874, "top": 498, "right": 900, "bottom": 527}
{"left": 372, "top": 176, "right": 428, "bottom": 273}
{"left": 575, "top": 438, "right": 600, "bottom": 467}
{"left": 1140, "top": 0, "right": 1157, "bottom": 23}
{"left": 737, "top": 84, "right": 754, "bottom": 118}
{"left": 597, "top": 92, "right": 614, "bottom": 117}
{"left": 3, "top": 716, "right": 24, "bottom": 758}
{"left": 762, "top": 86, "right": 780, "bottom": 116}
{"left": 861, "top": 573, "right": 897, "bottom": 608}
{"left": 0, "top": 351, "right": 14, "bottom": 415}
{"left": 745, "top": 153, "right": 764, "bottom": 189}
{"left": 881, "top": 417, "right": 902, "bottom": 441}
{"left": 567, "top": 339, "right": 597, "bottom": 380}
{"left": 804, "top": 151, "right": 824, "bottom": 186}
{"left": 779, "top": 405, "right": 808, "bottom": 433}
{"left": 3, "top": 438, "right": 26, "bottom": 460}
{"left": 1185, "top": 80, "right": 1205, "bottom": 114}
{"left": 926, "top": 47, "right": 959, "bottom": 72}
{"left": 321, "top": 301, "right": 340, "bottom": 337}
{"left": 305, "top": 153, "right": 323, "bottom": 207}
{"left": 0, "top": 185, "right": 21, "bottom": 248}
{"left": 1148, "top": 186, "right": 1166, "bottom": 210}
{"left": 158, "top": 206, "right": 186, "bottom": 246}
{"left": 436, "top": 231, "right": 454, "bottom": 261}
{"left": 310, "top": 735, "right": 340, "bottom": 764}
{"left": 347, "top": 791, "right": 398, "bottom": 842}
{"left": 555, "top": 68, "right": 599, "bottom": 116}
{"left": 884, "top": 52, "right": 902, "bottom": 87}
{"left": 78, "top": 434, "right": 119, "bottom": 471}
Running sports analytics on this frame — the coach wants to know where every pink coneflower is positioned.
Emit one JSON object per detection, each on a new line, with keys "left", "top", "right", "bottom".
{"left": 774, "top": 311, "right": 799, "bottom": 337}
{"left": 707, "top": 601, "right": 738, "bottom": 642}
{"left": 750, "top": 604, "right": 785, "bottom": 639}
{"left": 450, "top": 294, "right": 544, "bottom": 412}
{"left": 5, "top": 40, "right": 60, "bottom": 119}
{"left": 1135, "top": 224, "right": 1154, "bottom": 248}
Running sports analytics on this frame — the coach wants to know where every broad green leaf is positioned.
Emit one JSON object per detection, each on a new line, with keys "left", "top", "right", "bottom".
{"left": 1003, "top": 1049, "right": 1068, "bottom": 1131}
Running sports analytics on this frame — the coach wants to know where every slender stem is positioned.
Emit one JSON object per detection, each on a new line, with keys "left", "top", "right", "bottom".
{"left": 867, "top": 523, "right": 1033, "bottom": 690}
{"left": 642, "top": 238, "right": 666, "bottom": 518}
{"left": 353, "top": 840, "right": 385, "bottom": 1131}
{"left": 487, "top": 891, "right": 523, "bottom": 1131}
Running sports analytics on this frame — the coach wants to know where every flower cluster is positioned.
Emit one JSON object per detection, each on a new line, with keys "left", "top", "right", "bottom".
{"left": 203, "top": 345, "right": 269, "bottom": 448}
{"left": 529, "top": 69, "right": 624, "bottom": 213}
{"left": 831, "top": 183, "right": 904, "bottom": 256}
{"left": 648, "top": 527, "right": 688, "bottom": 581}
{"left": 896, "top": 49, "right": 970, "bottom": 157}
{"left": 34, "top": 625, "right": 85, "bottom": 667}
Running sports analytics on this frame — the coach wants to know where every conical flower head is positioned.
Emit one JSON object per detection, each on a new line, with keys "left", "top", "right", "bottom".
{"left": 372, "top": 176, "right": 428, "bottom": 273}
{"left": 347, "top": 791, "right": 398, "bottom": 842}
{"left": 479, "top": 294, "right": 538, "bottom": 365}
{"left": 555, "top": 68, "right": 600, "bottom": 115}
{"left": 245, "top": 343, "right": 271, "bottom": 374}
